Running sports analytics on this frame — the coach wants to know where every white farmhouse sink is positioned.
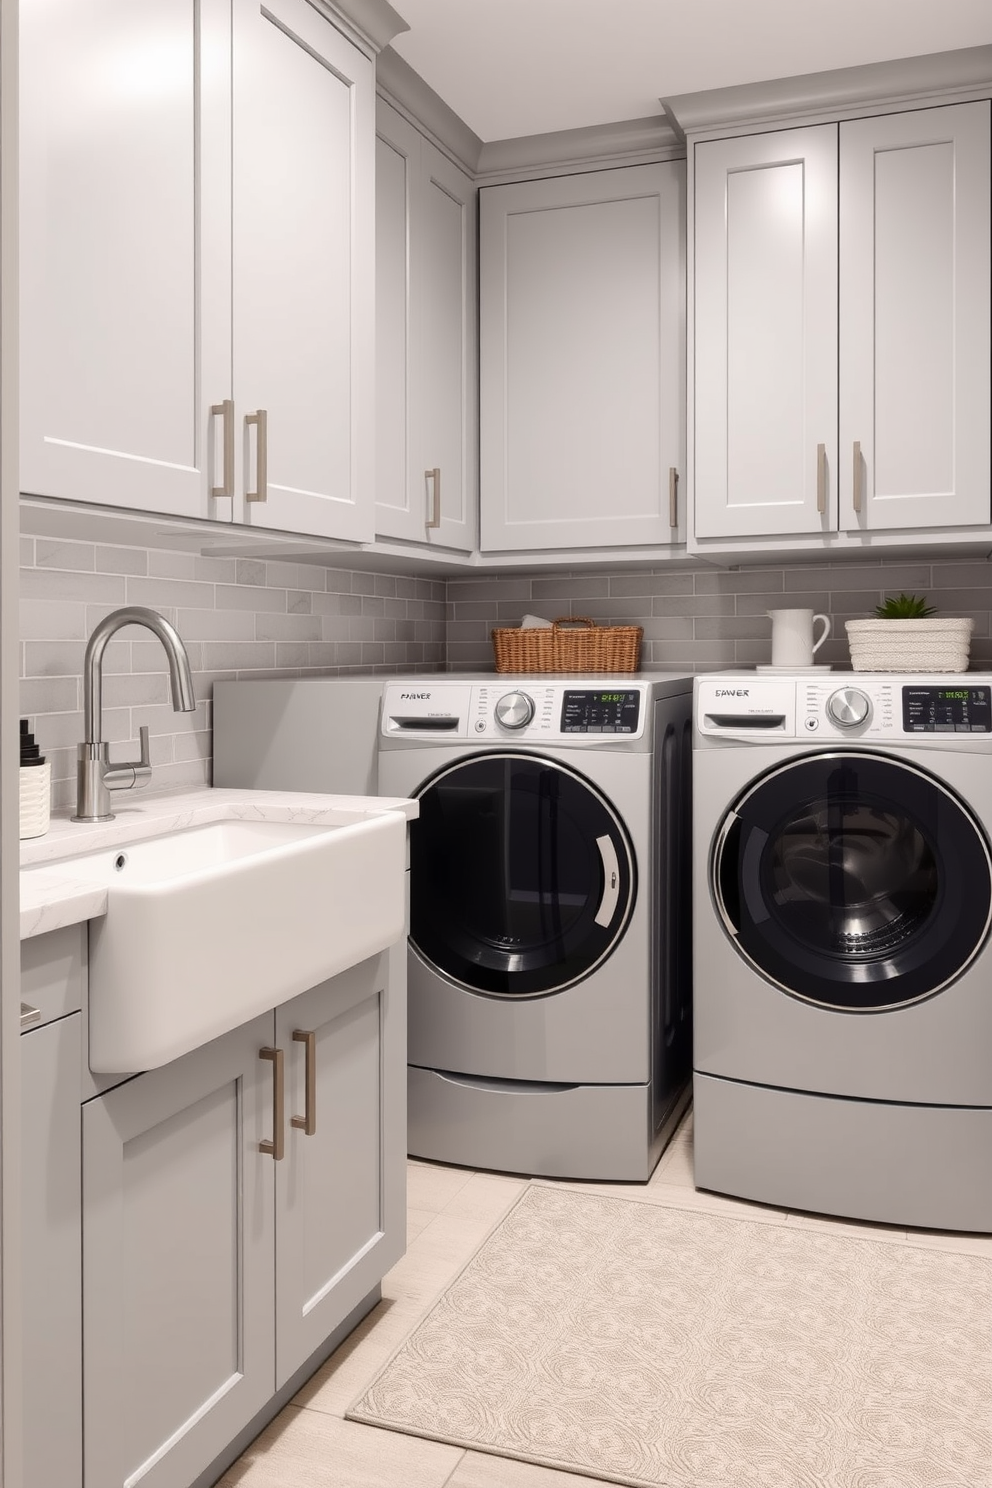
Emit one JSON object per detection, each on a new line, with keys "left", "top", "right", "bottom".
{"left": 31, "top": 813, "right": 407, "bottom": 1073}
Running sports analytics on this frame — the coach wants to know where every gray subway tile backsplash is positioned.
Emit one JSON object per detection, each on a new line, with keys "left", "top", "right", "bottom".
{"left": 19, "top": 525, "right": 992, "bottom": 811}
{"left": 20, "top": 533, "right": 446, "bottom": 809}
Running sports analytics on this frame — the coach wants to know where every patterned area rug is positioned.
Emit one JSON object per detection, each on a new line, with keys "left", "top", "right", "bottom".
{"left": 348, "top": 1184, "right": 992, "bottom": 1487}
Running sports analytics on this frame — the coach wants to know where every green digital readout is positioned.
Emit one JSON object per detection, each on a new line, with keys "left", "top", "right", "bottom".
{"left": 599, "top": 693, "right": 626, "bottom": 703}
{"left": 940, "top": 691, "right": 970, "bottom": 700}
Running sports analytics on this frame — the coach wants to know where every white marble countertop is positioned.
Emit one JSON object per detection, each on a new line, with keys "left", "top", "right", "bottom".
{"left": 20, "top": 786, "right": 418, "bottom": 940}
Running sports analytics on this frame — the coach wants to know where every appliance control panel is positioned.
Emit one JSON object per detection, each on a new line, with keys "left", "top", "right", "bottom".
{"left": 381, "top": 680, "right": 649, "bottom": 741}
{"left": 696, "top": 673, "right": 992, "bottom": 743}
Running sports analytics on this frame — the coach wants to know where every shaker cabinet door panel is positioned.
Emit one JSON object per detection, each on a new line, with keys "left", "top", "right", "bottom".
{"left": 82, "top": 1016, "right": 275, "bottom": 1488}
{"left": 839, "top": 101, "right": 991, "bottom": 532}
{"left": 480, "top": 163, "right": 685, "bottom": 552}
{"left": 274, "top": 951, "right": 405, "bottom": 1386}
{"left": 233, "top": 0, "right": 375, "bottom": 541}
{"left": 375, "top": 113, "right": 417, "bottom": 537}
{"left": 19, "top": 0, "right": 232, "bottom": 518}
{"left": 21, "top": 1015, "right": 83, "bottom": 1488}
{"left": 375, "top": 100, "right": 478, "bottom": 550}
{"left": 693, "top": 126, "right": 838, "bottom": 539}
{"left": 414, "top": 142, "right": 479, "bottom": 550}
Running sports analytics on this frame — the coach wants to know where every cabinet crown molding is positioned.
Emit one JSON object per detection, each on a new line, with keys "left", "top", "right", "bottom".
{"left": 663, "top": 43, "right": 992, "bottom": 136}
{"left": 475, "top": 116, "right": 682, "bottom": 183}
{"left": 377, "top": 46, "right": 484, "bottom": 173}
{"left": 320, "top": 0, "right": 410, "bottom": 55}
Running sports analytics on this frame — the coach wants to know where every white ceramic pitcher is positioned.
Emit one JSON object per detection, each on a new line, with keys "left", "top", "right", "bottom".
{"left": 766, "top": 608, "right": 831, "bottom": 668}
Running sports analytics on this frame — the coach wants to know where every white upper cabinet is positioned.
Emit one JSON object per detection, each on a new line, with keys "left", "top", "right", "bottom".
{"left": 20, "top": 0, "right": 375, "bottom": 543}
{"left": 20, "top": 0, "right": 231, "bottom": 518}
{"left": 375, "top": 100, "right": 478, "bottom": 551}
{"left": 693, "top": 126, "right": 838, "bottom": 540}
{"left": 233, "top": 0, "right": 374, "bottom": 542}
{"left": 692, "top": 100, "right": 991, "bottom": 548}
{"left": 839, "top": 102, "right": 991, "bottom": 533}
{"left": 479, "top": 163, "right": 686, "bottom": 553}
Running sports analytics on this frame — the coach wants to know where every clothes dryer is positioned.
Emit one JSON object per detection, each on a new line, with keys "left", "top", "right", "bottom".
{"left": 693, "top": 671, "right": 992, "bottom": 1231}
{"left": 378, "top": 673, "right": 693, "bottom": 1180}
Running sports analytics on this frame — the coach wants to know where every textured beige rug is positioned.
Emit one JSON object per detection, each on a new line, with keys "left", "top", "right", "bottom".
{"left": 348, "top": 1184, "right": 992, "bottom": 1487}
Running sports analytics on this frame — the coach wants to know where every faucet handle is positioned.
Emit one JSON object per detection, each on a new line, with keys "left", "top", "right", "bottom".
{"left": 137, "top": 725, "right": 150, "bottom": 769}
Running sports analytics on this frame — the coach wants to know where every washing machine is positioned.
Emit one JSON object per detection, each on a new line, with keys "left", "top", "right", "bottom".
{"left": 377, "top": 673, "right": 693, "bottom": 1181}
{"left": 693, "top": 670, "right": 992, "bottom": 1232}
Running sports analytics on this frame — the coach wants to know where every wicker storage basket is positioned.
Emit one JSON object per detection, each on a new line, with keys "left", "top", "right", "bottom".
{"left": 491, "top": 616, "right": 643, "bottom": 674}
{"left": 845, "top": 617, "right": 974, "bottom": 673}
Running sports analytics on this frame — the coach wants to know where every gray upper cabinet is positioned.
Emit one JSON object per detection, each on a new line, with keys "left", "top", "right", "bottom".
{"left": 479, "top": 162, "right": 686, "bottom": 554}
{"left": 20, "top": 0, "right": 376, "bottom": 543}
{"left": 838, "top": 102, "right": 991, "bottom": 533}
{"left": 691, "top": 100, "right": 991, "bottom": 549}
{"left": 693, "top": 125, "right": 838, "bottom": 542}
{"left": 375, "top": 99, "right": 479, "bottom": 551}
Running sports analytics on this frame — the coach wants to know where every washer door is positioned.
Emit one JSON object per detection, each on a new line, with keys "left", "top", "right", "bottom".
{"left": 713, "top": 751, "right": 992, "bottom": 1010}
{"left": 410, "top": 753, "right": 636, "bottom": 997}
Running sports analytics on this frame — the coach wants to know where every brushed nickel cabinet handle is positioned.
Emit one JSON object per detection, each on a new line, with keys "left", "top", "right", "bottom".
{"left": 291, "top": 1029, "right": 317, "bottom": 1137}
{"left": 210, "top": 398, "right": 234, "bottom": 498}
{"left": 669, "top": 467, "right": 679, "bottom": 529}
{"left": 852, "top": 439, "right": 863, "bottom": 515}
{"left": 259, "top": 1046, "right": 284, "bottom": 1160}
{"left": 245, "top": 409, "right": 268, "bottom": 503}
{"left": 816, "top": 443, "right": 826, "bottom": 514}
{"left": 425, "top": 467, "right": 441, "bottom": 529}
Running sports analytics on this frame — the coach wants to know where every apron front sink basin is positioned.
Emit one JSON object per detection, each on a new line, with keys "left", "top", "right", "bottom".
{"left": 31, "top": 813, "right": 407, "bottom": 1072}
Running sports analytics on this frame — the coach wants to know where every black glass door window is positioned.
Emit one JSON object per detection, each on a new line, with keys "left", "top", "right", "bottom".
{"left": 714, "top": 752, "right": 992, "bottom": 1010}
{"left": 410, "top": 753, "right": 636, "bottom": 997}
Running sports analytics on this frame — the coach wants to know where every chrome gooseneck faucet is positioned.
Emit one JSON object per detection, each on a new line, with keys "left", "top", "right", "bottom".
{"left": 74, "top": 606, "right": 196, "bottom": 822}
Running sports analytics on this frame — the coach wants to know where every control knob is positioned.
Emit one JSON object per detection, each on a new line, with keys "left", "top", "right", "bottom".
{"left": 826, "top": 687, "right": 871, "bottom": 728}
{"left": 495, "top": 691, "right": 535, "bottom": 729}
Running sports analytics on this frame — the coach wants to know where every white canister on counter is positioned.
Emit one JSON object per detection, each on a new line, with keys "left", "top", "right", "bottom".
{"left": 19, "top": 719, "right": 51, "bottom": 839}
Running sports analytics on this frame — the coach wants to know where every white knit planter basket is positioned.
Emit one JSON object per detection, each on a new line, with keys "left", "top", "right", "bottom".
{"left": 19, "top": 761, "right": 50, "bottom": 840}
{"left": 845, "top": 617, "right": 974, "bottom": 673}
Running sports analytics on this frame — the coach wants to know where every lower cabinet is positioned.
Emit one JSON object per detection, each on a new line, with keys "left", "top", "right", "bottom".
{"left": 21, "top": 1011, "right": 83, "bottom": 1488}
{"left": 80, "top": 947, "right": 405, "bottom": 1488}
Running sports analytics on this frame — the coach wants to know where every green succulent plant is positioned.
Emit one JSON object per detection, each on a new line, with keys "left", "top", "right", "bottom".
{"left": 873, "top": 593, "right": 936, "bottom": 619}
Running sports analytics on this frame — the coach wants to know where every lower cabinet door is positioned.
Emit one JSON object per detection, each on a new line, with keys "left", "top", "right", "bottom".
{"left": 22, "top": 1013, "right": 82, "bottom": 1488}
{"left": 82, "top": 1015, "right": 276, "bottom": 1488}
{"left": 274, "top": 951, "right": 404, "bottom": 1386}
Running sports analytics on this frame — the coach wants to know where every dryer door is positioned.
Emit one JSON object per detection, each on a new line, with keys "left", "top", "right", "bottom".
{"left": 713, "top": 751, "right": 992, "bottom": 1010}
{"left": 411, "top": 753, "right": 636, "bottom": 997}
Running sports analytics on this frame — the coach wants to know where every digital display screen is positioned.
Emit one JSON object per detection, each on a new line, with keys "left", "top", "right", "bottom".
{"left": 561, "top": 690, "right": 641, "bottom": 734}
{"left": 902, "top": 686, "right": 992, "bottom": 733}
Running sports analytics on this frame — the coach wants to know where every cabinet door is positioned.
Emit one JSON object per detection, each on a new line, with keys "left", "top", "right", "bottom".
{"left": 375, "top": 105, "right": 418, "bottom": 540}
{"left": 416, "top": 140, "right": 479, "bottom": 551}
{"left": 22, "top": 1015, "right": 82, "bottom": 1488}
{"left": 693, "top": 126, "right": 838, "bottom": 539}
{"left": 19, "top": 0, "right": 232, "bottom": 518}
{"left": 375, "top": 103, "right": 478, "bottom": 550}
{"left": 480, "top": 163, "right": 685, "bottom": 552}
{"left": 82, "top": 1016, "right": 275, "bottom": 1488}
{"left": 274, "top": 948, "right": 406, "bottom": 1386}
{"left": 232, "top": 0, "right": 375, "bottom": 542}
{"left": 840, "top": 101, "right": 991, "bottom": 532}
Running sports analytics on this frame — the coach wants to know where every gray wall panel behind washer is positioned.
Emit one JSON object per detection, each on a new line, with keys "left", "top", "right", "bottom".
{"left": 213, "top": 678, "right": 388, "bottom": 797}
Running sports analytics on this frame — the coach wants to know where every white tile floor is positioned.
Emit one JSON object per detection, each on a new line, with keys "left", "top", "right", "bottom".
{"left": 217, "top": 1109, "right": 992, "bottom": 1487}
